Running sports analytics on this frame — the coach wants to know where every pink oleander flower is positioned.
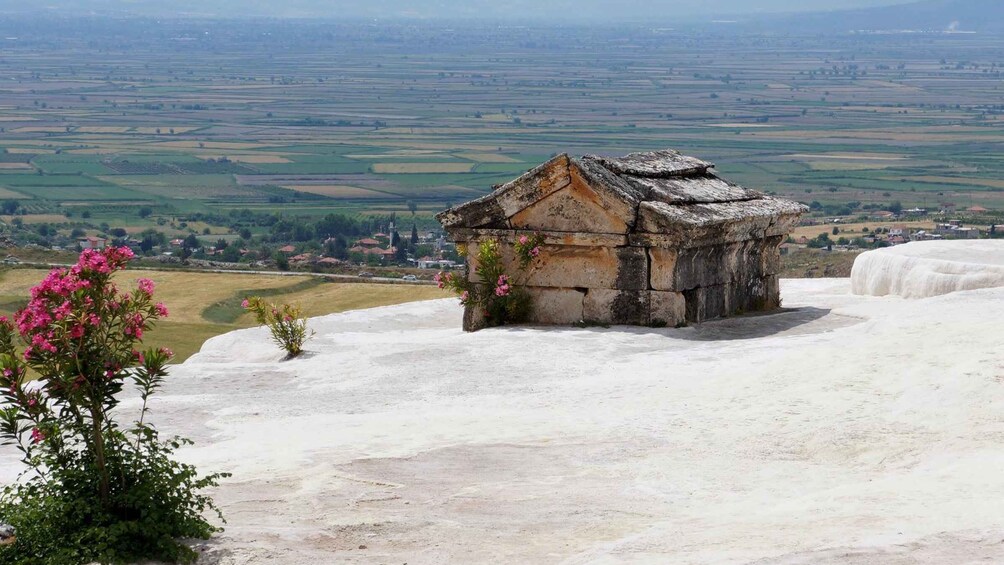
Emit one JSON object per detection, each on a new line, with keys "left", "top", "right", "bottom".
{"left": 155, "top": 303, "right": 169, "bottom": 317}
{"left": 30, "top": 427, "right": 45, "bottom": 444}
{"left": 434, "top": 271, "right": 452, "bottom": 289}
{"left": 137, "top": 278, "right": 155, "bottom": 295}
{"left": 158, "top": 347, "right": 173, "bottom": 358}
{"left": 460, "top": 290, "right": 470, "bottom": 304}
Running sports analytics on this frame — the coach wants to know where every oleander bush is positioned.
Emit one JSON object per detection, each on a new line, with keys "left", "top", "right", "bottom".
{"left": 0, "top": 247, "right": 228, "bottom": 564}
{"left": 436, "top": 233, "right": 545, "bottom": 327}
{"left": 242, "top": 297, "right": 312, "bottom": 357}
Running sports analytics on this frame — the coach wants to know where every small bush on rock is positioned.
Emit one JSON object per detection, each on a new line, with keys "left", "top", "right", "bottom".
{"left": 436, "top": 233, "right": 545, "bottom": 327}
{"left": 0, "top": 247, "right": 228, "bottom": 564}
{"left": 242, "top": 297, "right": 312, "bottom": 357}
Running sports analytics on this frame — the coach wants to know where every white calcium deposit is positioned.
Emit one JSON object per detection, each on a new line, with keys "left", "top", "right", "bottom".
{"left": 851, "top": 239, "right": 1004, "bottom": 298}
{"left": 2, "top": 275, "right": 1003, "bottom": 564}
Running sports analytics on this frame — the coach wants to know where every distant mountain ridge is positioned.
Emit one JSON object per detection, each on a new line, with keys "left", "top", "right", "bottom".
{"left": 737, "top": 0, "right": 1004, "bottom": 33}
{"left": 2, "top": 0, "right": 1001, "bottom": 32}
{"left": 3, "top": 0, "right": 906, "bottom": 21}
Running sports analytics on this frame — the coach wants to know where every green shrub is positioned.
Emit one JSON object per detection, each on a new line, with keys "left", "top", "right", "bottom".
{"left": 242, "top": 297, "right": 312, "bottom": 357}
{"left": 0, "top": 247, "right": 228, "bottom": 564}
{"left": 436, "top": 233, "right": 545, "bottom": 328}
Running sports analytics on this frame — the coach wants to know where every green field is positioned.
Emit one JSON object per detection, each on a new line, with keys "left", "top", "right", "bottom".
{"left": 0, "top": 22, "right": 1001, "bottom": 234}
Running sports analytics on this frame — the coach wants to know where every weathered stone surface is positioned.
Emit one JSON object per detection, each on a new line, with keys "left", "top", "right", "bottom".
{"left": 439, "top": 148, "right": 805, "bottom": 331}
{"left": 650, "top": 290, "right": 686, "bottom": 326}
{"left": 636, "top": 199, "right": 805, "bottom": 249}
{"left": 448, "top": 228, "right": 627, "bottom": 247}
{"left": 671, "top": 238, "right": 783, "bottom": 291}
{"left": 510, "top": 178, "right": 628, "bottom": 234}
{"left": 571, "top": 157, "right": 646, "bottom": 216}
{"left": 496, "top": 155, "right": 571, "bottom": 218}
{"left": 525, "top": 287, "right": 585, "bottom": 324}
{"left": 583, "top": 289, "right": 648, "bottom": 325}
{"left": 649, "top": 247, "right": 679, "bottom": 291}
{"left": 437, "top": 197, "right": 508, "bottom": 230}
{"left": 466, "top": 244, "right": 625, "bottom": 290}
{"left": 462, "top": 303, "right": 488, "bottom": 332}
{"left": 615, "top": 246, "right": 649, "bottom": 291}
{"left": 524, "top": 246, "right": 622, "bottom": 289}
{"left": 683, "top": 284, "right": 728, "bottom": 322}
{"left": 588, "top": 149, "right": 712, "bottom": 178}
{"left": 624, "top": 175, "right": 756, "bottom": 205}
{"left": 438, "top": 155, "right": 570, "bottom": 229}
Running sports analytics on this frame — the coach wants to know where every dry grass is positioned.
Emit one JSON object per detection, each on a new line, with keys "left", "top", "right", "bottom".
{"left": 790, "top": 220, "right": 931, "bottom": 239}
{"left": 0, "top": 188, "right": 26, "bottom": 198}
{"left": 780, "top": 248, "right": 861, "bottom": 278}
{"left": 198, "top": 154, "right": 291, "bottom": 163}
{"left": 0, "top": 268, "right": 449, "bottom": 362}
{"left": 156, "top": 141, "right": 269, "bottom": 150}
{"left": 131, "top": 127, "right": 200, "bottom": 134}
{"left": 372, "top": 162, "right": 474, "bottom": 174}
{"left": 4, "top": 147, "right": 51, "bottom": 154}
{"left": 807, "top": 161, "right": 897, "bottom": 171}
{"left": 281, "top": 184, "right": 393, "bottom": 198}
{"left": 0, "top": 214, "right": 71, "bottom": 224}
{"left": 455, "top": 152, "right": 520, "bottom": 163}
{"left": 901, "top": 175, "right": 1004, "bottom": 189}
{"left": 787, "top": 153, "right": 906, "bottom": 160}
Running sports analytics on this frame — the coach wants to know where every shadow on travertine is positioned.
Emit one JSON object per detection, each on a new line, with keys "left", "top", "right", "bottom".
{"left": 496, "top": 306, "right": 855, "bottom": 342}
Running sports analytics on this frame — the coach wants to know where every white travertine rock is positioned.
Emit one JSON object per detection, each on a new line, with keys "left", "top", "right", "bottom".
{"left": 3, "top": 277, "right": 1002, "bottom": 563}
{"left": 851, "top": 240, "right": 1004, "bottom": 298}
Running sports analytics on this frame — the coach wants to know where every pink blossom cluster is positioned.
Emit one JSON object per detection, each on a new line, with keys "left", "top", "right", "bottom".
{"left": 12, "top": 247, "right": 162, "bottom": 361}
{"left": 495, "top": 274, "right": 511, "bottom": 297}
{"left": 71, "top": 246, "right": 135, "bottom": 276}
{"left": 137, "top": 278, "right": 155, "bottom": 295}
{"left": 515, "top": 233, "right": 542, "bottom": 260}
{"left": 434, "top": 271, "right": 453, "bottom": 289}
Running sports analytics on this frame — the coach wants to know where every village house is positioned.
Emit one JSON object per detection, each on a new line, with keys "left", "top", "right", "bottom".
{"left": 438, "top": 149, "right": 807, "bottom": 330}
{"left": 77, "top": 236, "right": 107, "bottom": 250}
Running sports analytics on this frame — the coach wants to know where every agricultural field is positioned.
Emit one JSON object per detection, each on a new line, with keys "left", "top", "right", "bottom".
{"left": 0, "top": 18, "right": 1000, "bottom": 249}
{"left": 0, "top": 267, "right": 448, "bottom": 361}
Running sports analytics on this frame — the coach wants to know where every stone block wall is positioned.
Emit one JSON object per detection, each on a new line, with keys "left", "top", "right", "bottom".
{"left": 458, "top": 234, "right": 784, "bottom": 331}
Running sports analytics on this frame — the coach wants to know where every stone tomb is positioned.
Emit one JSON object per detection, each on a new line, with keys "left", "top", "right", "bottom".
{"left": 437, "top": 149, "right": 807, "bottom": 331}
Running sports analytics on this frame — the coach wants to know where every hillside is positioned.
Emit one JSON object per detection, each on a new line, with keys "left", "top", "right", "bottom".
{"left": 4, "top": 269, "right": 996, "bottom": 563}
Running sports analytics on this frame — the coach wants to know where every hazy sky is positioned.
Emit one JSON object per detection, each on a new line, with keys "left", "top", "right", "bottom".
{"left": 13, "top": 0, "right": 916, "bottom": 19}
